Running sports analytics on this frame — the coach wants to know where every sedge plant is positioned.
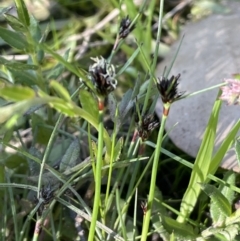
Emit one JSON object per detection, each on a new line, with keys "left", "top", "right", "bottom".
{"left": 0, "top": 0, "right": 240, "bottom": 241}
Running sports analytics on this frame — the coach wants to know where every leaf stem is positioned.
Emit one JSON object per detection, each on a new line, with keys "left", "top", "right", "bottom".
{"left": 140, "top": 106, "right": 168, "bottom": 240}
{"left": 88, "top": 108, "right": 104, "bottom": 240}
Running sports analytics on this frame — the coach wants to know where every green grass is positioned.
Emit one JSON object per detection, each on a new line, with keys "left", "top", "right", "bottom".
{"left": 0, "top": 0, "right": 240, "bottom": 241}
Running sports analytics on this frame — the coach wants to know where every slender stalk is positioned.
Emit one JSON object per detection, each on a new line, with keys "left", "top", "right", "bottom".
{"left": 37, "top": 86, "right": 81, "bottom": 198}
{"left": 19, "top": 200, "right": 44, "bottom": 241}
{"left": 6, "top": 171, "right": 19, "bottom": 241}
{"left": 104, "top": 107, "right": 118, "bottom": 213}
{"left": 142, "top": 0, "right": 164, "bottom": 114}
{"left": 140, "top": 107, "right": 168, "bottom": 241}
{"left": 114, "top": 154, "right": 154, "bottom": 230}
{"left": 37, "top": 116, "right": 62, "bottom": 198}
{"left": 88, "top": 108, "right": 104, "bottom": 241}
{"left": 116, "top": 188, "right": 127, "bottom": 240}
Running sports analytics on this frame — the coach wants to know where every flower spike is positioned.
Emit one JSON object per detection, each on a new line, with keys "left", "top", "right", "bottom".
{"left": 119, "top": 16, "right": 135, "bottom": 39}
{"left": 88, "top": 56, "right": 117, "bottom": 98}
{"left": 157, "top": 74, "right": 184, "bottom": 104}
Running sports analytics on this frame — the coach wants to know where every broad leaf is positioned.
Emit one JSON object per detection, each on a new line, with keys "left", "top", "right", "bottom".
{"left": 0, "top": 26, "right": 28, "bottom": 50}
{"left": 4, "top": 154, "right": 27, "bottom": 170}
{"left": 162, "top": 216, "right": 197, "bottom": 240}
{"left": 50, "top": 80, "right": 71, "bottom": 101}
{"left": 60, "top": 139, "right": 80, "bottom": 172}
{"left": 31, "top": 113, "right": 52, "bottom": 145}
{"left": 3, "top": 127, "right": 14, "bottom": 143}
{"left": 210, "top": 171, "right": 235, "bottom": 225}
{"left": 8, "top": 69, "right": 38, "bottom": 85}
{"left": 0, "top": 56, "right": 38, "bottom": 70}
{"left": 201, "top": 183, "right": 232, "bottom": 217}
{"left": 79, "top": 89, "right": 98, "bottom": 120}
{"left": 0, "top": 85, "right": 35, "bottom": 101}
{"left": 108, "top": 92, "right": 117, "bottom": 123}
{"left": 0, "top": 98, "right": 47, "bottom": 131}
{"left": 112, "top": 137, "right": 123, "bottom": 162}
{"left": 48, "top": 98, "right": 77, "bottom": 117}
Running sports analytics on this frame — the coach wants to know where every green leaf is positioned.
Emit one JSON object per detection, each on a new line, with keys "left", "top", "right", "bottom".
{"left": 113, "top": 137, "right": 123, "bottom": 162}
{"left": 0, "top": 98, "right": 46, "bottom": 127}
{"left": 48, "top": 98, "right": 77, "bottom": 117}
{"left": 152, "top": 186, "right": 170, "bottom": 241}
{"left": 235, "top": 136, "right": 240, "bottom": 167}
{"left": 47, "top": 49, "right": 70, "bottom": 79}
{"left": 31, "top": 114, "right": 52, "bottom": 145}
{"left": 108, "top": 92, "right": 117, "bottom": 123}
{"left": 15, "top": 0, "right": 30, "bottom": 27}
{"left": 209, "top": 120, "right": 240, "bottom": 174}
{"left": 162, "top": 216, "right": 197, "bottom": 240}
{"left": 4, "top": 154, "right": 27, "bottom": 169}
{"left": 118, "top": 89, "right": 134, "bottom": 127}
{"left": 200, "top": 183, "right": 232, "bottom": 217}
{"left": 27, "top": 146, "right": 42, "bottom": 175}
{"left": 177, "top": 93, "right": 222, "bottom": 222}
{"left": 131, "top": 76, "right": 141, "bottom": 100}
{"left": 226, "top": 208, "right": 240, "bottom": 226}
{"left": 0, "top": 56, "right": 38, "bottom": 70}
{"left": 3, "top": 127, "right": 14, "bottom": 143}
{"left": 91, "top": 141, "right": 98, "bottom": 160}
{"left": 0, "top": 85, "right": 35, "bottom": 101}
{"left": 0, "top": 26, "right": 28, "bottom": 50}
{"left": 48, "top": 139, "right": 72, "bottom": 165}
{"left": 39, "top": 43, "right": 85, "bottom": 79}
{"left": 79, "top": 89, "right": 98, "bottom": 120}
{"left": 50, "top": 80, "right": 71, "bottom": 101}
{"left": 233, "top": 74, "right": 240, "bottom": 80}
{"left": 60, "top": 139, "right": 80, "bottom": 172}
{"left": 41, "top": 93, "right": 112, "bottom": 158}
{"left": 29, "top": 15, "right": 42, "bottom": 42}
{"left": 220, "top": 172, "right": 236, "bottom": 207}
{"left": 4, "top": 14, "right": 26, "bottom": 32}
{"left": 116, "top": 46, "right": 140, "bottom": 76}
{"left": 8, "top": 69, "right": 38, "bottom": 85}
{"left": 0, "top": 6, "right": 12, "bottom": 16}
{"left": 29, "top": 15, "right": 45, "bottom": 62}
{"left": 210, "top": 171, "right": 236, "bottom": 225}
{"left": 214, "top": 224, "right": 239, "bottom": 240}
{"left": 0, "top": 164, "right": 4, "bottom": 182}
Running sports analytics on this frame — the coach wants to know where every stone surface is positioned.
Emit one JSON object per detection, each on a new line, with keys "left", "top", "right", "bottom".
{"left": 156, "top": 0, "right": 240, "bottom": 172}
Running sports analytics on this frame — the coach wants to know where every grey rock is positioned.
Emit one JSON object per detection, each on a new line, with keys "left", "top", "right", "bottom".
{"left": 156, "top": 0, "right": 240, "bottom": 172}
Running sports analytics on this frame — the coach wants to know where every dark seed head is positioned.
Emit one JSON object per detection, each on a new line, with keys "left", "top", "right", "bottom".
{"left": 88, "top": 56, "right": 117, "bottom": 97}
{"left": 157, "top": 74, "right": 184, "bottom": 103}
{"left": 136, "top": 112, "right": 160, "bottom": 141}
{"left": 119, "top": 16, "right": 135, "bottom": 39}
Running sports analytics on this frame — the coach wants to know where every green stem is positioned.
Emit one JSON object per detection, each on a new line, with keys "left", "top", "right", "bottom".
{"left": 104, "top": 107, "right": 118, "bottom": 214}
{"left": 142, "top": 0, "right": 164, "bottom": 114}
{"left": 37, "top": 86, "right": 81, "bottom": 198}
{"left": 37, "top": 116, "right": 62, "bottom": 198}
{"left": 140, "top": 109, "right": 168, "bottom": 241}
{"left": 6, "top": 171, "right": 19, "bottom": 241}
{"left": 88, "top": 109, "right": 104, "bottom": 241}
